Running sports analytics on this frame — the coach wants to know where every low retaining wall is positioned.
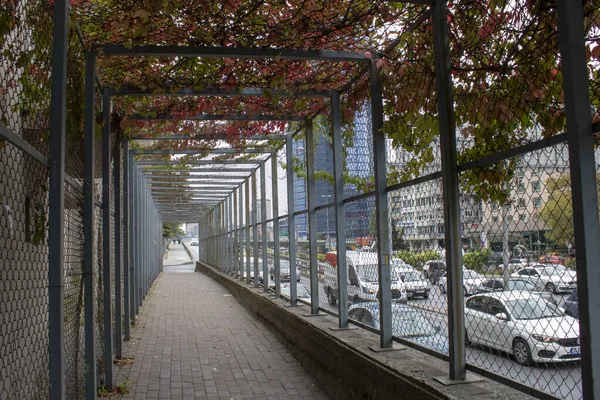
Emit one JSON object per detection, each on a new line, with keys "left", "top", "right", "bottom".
{"left": 195, "top": 261, "right": 533, "bottom": 400}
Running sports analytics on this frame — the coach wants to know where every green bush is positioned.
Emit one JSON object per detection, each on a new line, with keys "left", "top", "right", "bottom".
{"left": 394, "top": 250, "right": 441, "bottom": 270}
{"left": 462, "top": 248, "right": 492, "bottom": 273}
{"left": 317, "top": 254, "right": 326, "bottom": 262}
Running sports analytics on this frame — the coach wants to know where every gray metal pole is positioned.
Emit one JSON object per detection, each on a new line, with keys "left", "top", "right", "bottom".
{"left": 370, "top": 60, "right": 393, "bottom": 349}
{"left": 102, "top": 88, "right": 114, "bottom": 388}
{"left": 331, "top": 92, "right": 349, "bottom": 328}
{"left": 432, "top": 0, "right": 466, "bottom": 381}
{"left": 48, "top": 1, "right": 69, "bottom": 396}
{"left": 252, "top": 172, "right": 259, "bottom": 287}
{"left": 271, "top": 153, "right": 281, "bottom": 298}
{"left": 556, "top": 2, "right": 600, "bottom": 397}
{"left": 261, "top": 161, "right": 269, "bottom": 291}
{"left": 82, "top": 50, "right": 97, "bottom": 400}
{"left": 114, "top": 136, "right": 123, "bottom": 360}
{"left": 233, "top": 190, "right": 238, "bottom": 276}
{"left": 123, "top": 141, "right": 130, "bottom": 340}
{"left": 305, "top": 120, "right": 320, "bottom": 314}
{"left": 224, "top": 197, "right": 228, "bottom": 271}
{"left": 230, "top": 194, "right": 235, "bottom": 274}
{"left": 245, "top": 179, "right": 251, "bottom": 282}
{"left": 239, "top": 184, "right": 244, "bottom": 280}
{"left": 286, "top": 136, "right": 298, "bottom": 305}
{"left": 132, "top": 157, "right": 138, "bottom": 318}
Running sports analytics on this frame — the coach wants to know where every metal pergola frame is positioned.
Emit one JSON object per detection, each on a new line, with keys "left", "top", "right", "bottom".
{"left": 42, "top": 1, "right": 600, "bottom": 399}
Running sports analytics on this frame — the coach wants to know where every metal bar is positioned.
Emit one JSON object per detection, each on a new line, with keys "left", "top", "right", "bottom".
{"left": 114, "top": 136, "right": 123, "bottom": 360}
{"left": 82, "top": 50, "right": 97, "bottom": 400}
{"left": 271, "top": 152, "right": 281, "bottom": 297}
{"left": 142, "top": 168, "right": 257, "bottom": 173}
{"left": 98, "top": 44, "right": 369, "bottom": 62}
{"left": 246, "top": 178, "right": 251, "bottom": 282}
{"left": 134, "top": 148, "right": 276, "bottom": 155}
{"left": 102, "top": 89, "right": 115, "bottom": 388}
{"left": 457, "top": 134, "right": 568, "bottom": 173}
{"left": 48, "top": 1, "right": 69, "bottom": 395}
{"left": 239, "top": 184, "right": 245, "bottom": 280}
{"left": 233, "top": 189, "right": 238, "bottom": 276}
{"left": 131, "top": 135, "right": 288, "bottom": 141}
{"left": 556, "top": 1, "right": 600, "bottom": 398}
{"left": 432, "top": 0, "right": 466, "bottom": 380}
{"left": 128, "top": 113, "right": 305, "bottom": 122}
{"left": 109, "top": 86, "right": 334, "bottom": 97}
{"left": 260, "top": 161, "right": 268, "bottom": 292}
{"left": 385, "top": 171, "right": 443, "bottom": 193}
{"left": 130, "top": 156, "right": 137, "bottom": 321}
{"left": 136, "top": 160, "right": 263, "bottom": 165}
{"left": 305, "top": 120, "right": 319, "bottom": 313}
{"left": 0, "top": 123, "right": 50, "bottom": 166}
{"left": 331, "top": 92, "right": 349, "bottom": 328}
{"left": 370, "top": 59, "right": 393, "bottom": 349}
{"left": 123, "top": 141, "right": 130, "bottom": 341}
{"left": 286, "top": 136, "right": 298, "bottom": 304}
{"left": 252, "top": 172, "right": 259, "bottom": 287}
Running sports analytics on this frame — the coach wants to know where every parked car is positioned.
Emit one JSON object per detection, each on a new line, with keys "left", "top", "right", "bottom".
{"left": 438, "top": 269, "right": 484, "bottom": 296}
{"left": 399, "top": 270, "right": 431, "bottom": 299}
{"left": 475, "top": 278, "right": 557, "bottom": 304}
{"left": 465, "top": 292, "right": 580, "bottom": 365}
{"left": 539, "top": 255, "right": 562, "bottom": 264}
{"left": 510, "top": 265, "right": 576, "bottom": 294}
{"left": 423, "top": 260, "right": 446, "bottom": 283}
{"left": 190, "top": 238, "right": 199, "bottom": 246}
{"left": 562, "top": 291, "right": 579, "bottom": 319}
{"left": 323, "top": 251, "right": 408, "bottom": 306}
{"left": 348, "top": 302, "right": 447, "bottom": 353}
{"left": 503, "top": 258, "right": 530, "bottom": 273}
{"left": 269, "top": 260, "right": 301, "bottom": 282}
{"left": 241, "top": 258, "right": 264, "bottom": 284}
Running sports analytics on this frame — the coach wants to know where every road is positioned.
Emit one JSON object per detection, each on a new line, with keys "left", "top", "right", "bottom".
{"left": 186, "top": 241, "right": 582, "bottom": 399}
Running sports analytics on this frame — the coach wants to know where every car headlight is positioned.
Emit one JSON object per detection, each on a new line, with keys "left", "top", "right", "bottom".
{"left": 362, "top": 286, "right": 376, "bottom": 294}
{"left": 532, "top": 334, "right": 558, "bottom": 343}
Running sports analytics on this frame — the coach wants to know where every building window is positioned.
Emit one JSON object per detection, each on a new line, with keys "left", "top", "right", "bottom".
{"left": 532, "top": 180, "right": 541, "bottom": 192}
{"left": 518, "top": 182, "right": 526, "bottom": 193}
{"left": 492, "top": 203, "right": 499, "bottom": 211}
{"left": 520, "top": 214, "right": 528, "bottom": 222}
{"left": 518, "top": 170, "right": 525, "bottom": 178}
{"left": 518, "top": 198, "right": 526, "bottom": 209}
{"left": 492, "top": 216, "right": 499, "bottom": 223}
{"left": 534, "top": 197, "right": 542, "bottom": 208}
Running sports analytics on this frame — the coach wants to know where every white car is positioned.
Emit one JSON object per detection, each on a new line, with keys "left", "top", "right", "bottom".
{"left": 511, "top": 265, "right": 576, "bottom": 294}
{"left": 438, "top": 269, "right": 484, "bottom": 296}
{"left": 399, "top": 270, "right": 430, "bottom": 299}
{"left": 190, "top": 238, "right": 199, "bottom": 246}
{"left": 465, "top": 292, "right": 580, "bottom": 365}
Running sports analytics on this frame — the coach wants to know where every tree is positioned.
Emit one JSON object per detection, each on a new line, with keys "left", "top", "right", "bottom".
{"left": 163, "top": 223, "right": 184, "bottom": 239}
{"left": 540, "top": 173, "right": 600, "bottom": 248}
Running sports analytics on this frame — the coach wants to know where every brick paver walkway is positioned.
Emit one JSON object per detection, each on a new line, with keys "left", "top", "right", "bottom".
{"left": 115, "top": 270, "right": 328, "bottom": 400}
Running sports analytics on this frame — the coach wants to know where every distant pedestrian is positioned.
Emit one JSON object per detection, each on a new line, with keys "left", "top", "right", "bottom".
{"left": 177, "top": 237, "right": 181, "bottom": 245}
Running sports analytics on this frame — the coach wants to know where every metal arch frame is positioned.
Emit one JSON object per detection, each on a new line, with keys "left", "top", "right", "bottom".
{"left": 133, "top": 148, "right": 277, "bottom": 155}
{"left": 131, "top": 134, "right": 287, "bottom": 141}
{"left": 136, "top": 160, "right": 265, "bottom": 165}
{"left": 127, "top": 113, "right": 306, "bottom": 122}
{"left": 109, "top": 86, "right": 335, "bottom": 97}
{"left": 141, "top": 167, "right": 258, "bottom": 173}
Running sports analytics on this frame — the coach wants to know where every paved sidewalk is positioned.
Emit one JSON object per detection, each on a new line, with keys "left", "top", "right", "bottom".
{"left": 115, "top": 270, "right": 328, "bottom": 400}
{"left": 163, "top": 244, "right": 193, "bottom": 266}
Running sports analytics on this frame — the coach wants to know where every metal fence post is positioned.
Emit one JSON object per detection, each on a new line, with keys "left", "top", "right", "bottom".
{"left": 102, "top": 88, "right": 114, "bottom": 388}
{"left": 130, "top": 156, "right": 137, "bottom": 321}
{"left": 48, "top": 1, "right": 69, "bottom": 396}
{"left": 114, "top": 136, "right": 123, "bottom": 360}
{"left": 252, "top": 172, "right": 259, "bottom": 287}
{"left": 230, "top": 193, "right": 234, "bottom": 274}
{"left": 271, "top": 152, "right": 281, "bottom": 298}
{"left": 123, "top": 140, "right": 130, "bottom": 340}
{"left": 556, "top": 1, "right": 600, "bottom": 397}
{"left": 82, "top": 50, "right": 97, "bottom": 400}
{"left": 286, "top": 136, "right": 298, "bottom": 305}
{"left": 330, "top": 92, "right": 350, "bottom": 329}
{"left": 245, "top": 178, "right": 251, "bottom": 282}
{"left": 261, "top": 161, "right": 269, "bottom": 291}
{"left": 305, "top": 119, "right": 321, "bottom": 315}
{"left": 233, "top": 189, "right": 238, "bottom": 276}
{"left": 431, "top": 0, "right": 472, "bottom": 383}
{"left": 369, "top": 59, "right": 394, "bottom": 349}
{"left": 239, "top": 184, "right": 245, "bottom": 281}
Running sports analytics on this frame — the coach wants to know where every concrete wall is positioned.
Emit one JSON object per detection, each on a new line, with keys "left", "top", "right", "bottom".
{"left": 195, "top": 261, "right": 534, "bottom": 400}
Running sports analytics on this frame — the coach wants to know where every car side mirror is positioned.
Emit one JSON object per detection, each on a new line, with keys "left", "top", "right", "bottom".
{"left": 495, "top": 312, "right": 510, "bottom": 321}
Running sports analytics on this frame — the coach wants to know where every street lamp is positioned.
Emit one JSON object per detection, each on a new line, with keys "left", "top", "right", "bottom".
{"left": 321, "top": 194, "right": 333, "bottom": 250}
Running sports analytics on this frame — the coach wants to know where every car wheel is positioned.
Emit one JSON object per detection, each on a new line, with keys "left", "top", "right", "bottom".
{"left": 545, "top": 282, "right": 557, "bottom": 294}
{"left": 424, "top": 270, "right": 429, "bottom": 279}
{"left": 327, "top": 291, "right": 337, "bottom": 306}
{"left": 423, "top": 292, "right": 429, "bottom": 300}
{"left": 512, "top": 338, "right": 533, "bottom": 366}
{"left": 439, "top": 283, "right": 446, "bottom": 294}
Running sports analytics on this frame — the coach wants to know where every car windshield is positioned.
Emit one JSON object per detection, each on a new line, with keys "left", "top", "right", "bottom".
{"left": 356, "top": 265, "right": 399, "bottom": 282}
{"left": 279, "top": 261, "right": 291, "bottom": 273}
{"left": 506, "top": 280, "right": 537, "bottom": 291}
{"left": 392, "top": 311, "right": 438, "bottom": 337}
{"left": 505, "top": 298, "right": 564, "bottom": 320}
{"left": 464, "top": 271, "right": 482, "bottom": 280}
{"left": 401, "top": 272, "right": 424, "bottom": 282}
